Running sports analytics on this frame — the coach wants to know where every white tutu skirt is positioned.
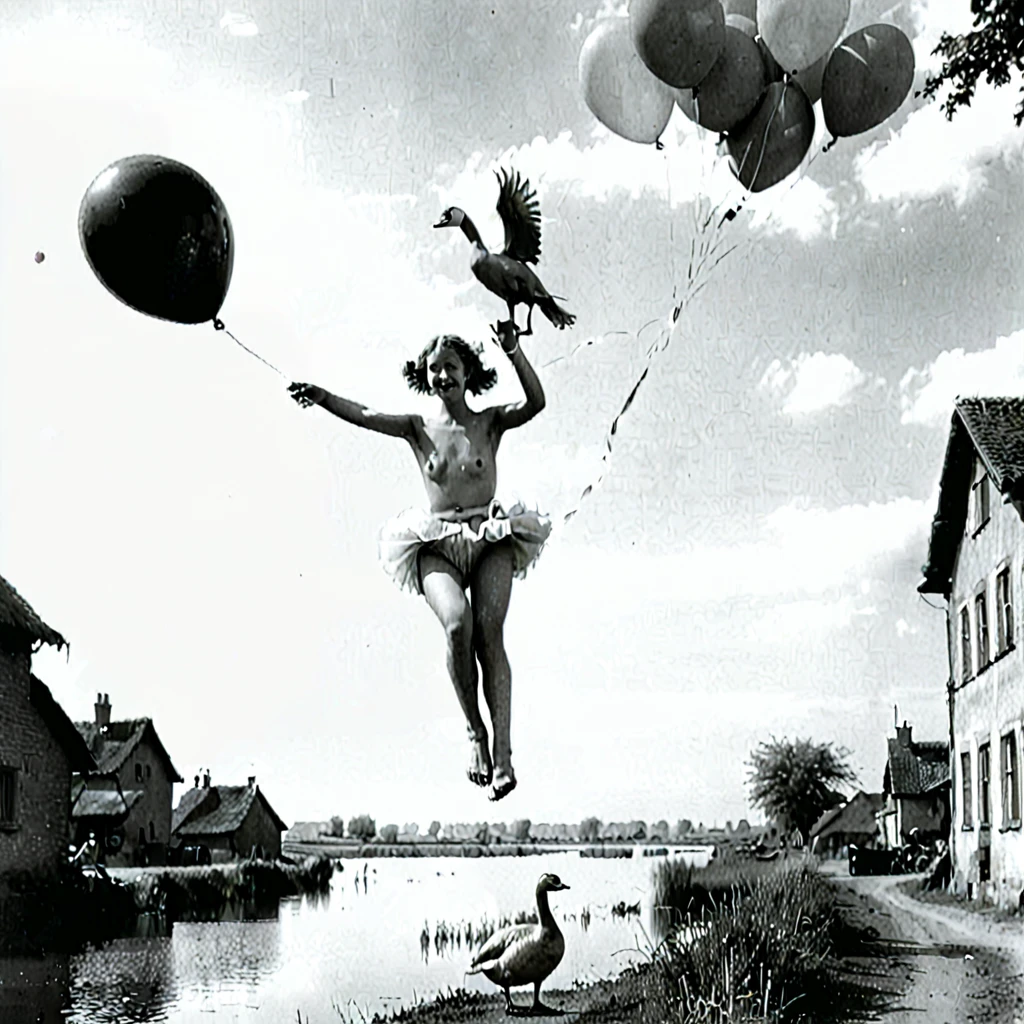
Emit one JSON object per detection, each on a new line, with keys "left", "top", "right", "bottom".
{"left": 378, "top": 499, "right": 551, "bottom": 595}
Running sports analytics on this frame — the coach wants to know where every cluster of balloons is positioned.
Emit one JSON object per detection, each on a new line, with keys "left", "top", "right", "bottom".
{"left": 79, "top": 155, "right": 234, "bottom": 325}
{"left": 578, "top": 0, "right": 915, "bottom": 192}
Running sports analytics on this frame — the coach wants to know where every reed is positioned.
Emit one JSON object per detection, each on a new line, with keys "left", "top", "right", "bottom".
{"left": 643, "top": 858, "right": 882, "bottom": 1023}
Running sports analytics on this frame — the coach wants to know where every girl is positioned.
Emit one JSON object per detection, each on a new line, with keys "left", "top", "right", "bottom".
{"left": 288, "top": 320, "right": 550, "bottom": 802}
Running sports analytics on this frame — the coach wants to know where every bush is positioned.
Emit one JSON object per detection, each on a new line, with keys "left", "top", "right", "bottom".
{"left": 348, "top": 815, "right": 376, "bottom": 840}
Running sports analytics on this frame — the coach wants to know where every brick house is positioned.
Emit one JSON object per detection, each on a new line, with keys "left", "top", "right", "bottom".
{"left": 878, "top": 723, "right": 950, "bottom": 848}
{"left": 73, "top": 694, "right": 183, "bottom": 866}
{"left": 172, "top": 772, "right": 287, "bottom": 861}
{"left": 919, "top": 397, "right": 1024, "bottom": 907}
{"left": 0, "top": 574, "right": 96, "bottom": 889}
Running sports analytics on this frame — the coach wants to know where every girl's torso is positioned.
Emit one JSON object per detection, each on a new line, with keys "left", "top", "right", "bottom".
{"left": 411, "top": 410, "right": 499, "bottom": 516}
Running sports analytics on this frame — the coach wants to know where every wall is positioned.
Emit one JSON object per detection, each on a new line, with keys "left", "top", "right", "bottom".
{"left": 0, "top": 646, "right": 72, "bottom": 884}
{"left": 949, "top": 460, "right": 1024, "bottom": 908}
{"left": 234, "top": 794, "right": 282, "bottom": 859}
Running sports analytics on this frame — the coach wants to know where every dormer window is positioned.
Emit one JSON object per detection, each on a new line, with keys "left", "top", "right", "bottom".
{"left": 972, "top": 467, "right": 990, "bottom": 535}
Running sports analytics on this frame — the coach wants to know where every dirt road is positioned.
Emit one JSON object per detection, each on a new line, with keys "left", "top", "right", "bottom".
{"left": 836, "top": 871, "right": 1024, "bottom": 1023}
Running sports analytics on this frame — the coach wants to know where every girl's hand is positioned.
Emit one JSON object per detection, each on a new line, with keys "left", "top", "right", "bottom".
{"left": 491, "top": 320, "right": 520, "bottom": 355}
{"left": 288, "top": 382, "right": 325, "bottom": 408}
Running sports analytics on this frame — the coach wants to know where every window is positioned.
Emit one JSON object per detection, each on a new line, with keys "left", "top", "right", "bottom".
{"left": 0, "top": 767, "right": 17, "bottom": 826}
{"left": 146, "top": 765, "right": 152, "bottom": 779}
{"left": 979, "top": 743, "right": 992, "bottom": 826}
{"left": 135, "top": 763, "right": 143, "bottom": 782}
{"left": 961, "top": 751, "right": 973, "bottom": 828}
{"left": 1002, "top": 732, "right": 1020, "bottom": 826}
{"left": 998, "top": 568, "right": 1014, "bottom": 653}
{"left": 149, "top": 821, "right": 156, "bottom": 841}
{"left": 961, "top": 606, "right": 973, "bottom": 683}
{"left": 138, "top": 827, "right": 147, "bottom": 846}
{"left": 973, "top": 471, "right": 990, "bottom": 533}
{"left": 976, "top": 592, "right": 990, "bottom": 669}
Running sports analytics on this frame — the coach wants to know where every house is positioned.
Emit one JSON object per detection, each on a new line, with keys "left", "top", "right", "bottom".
{"left": 879, "top": 722, "right": 950, "bottom": 848}
{"left": 809, "top": 791, "right": 885, "bottom": 858}
{"left": 73, "top": 694, "right": 183, "bottom": 866}
{"left": 919, "top": 397, "right": 1024, "bottom": 907}
{"left": 0, "top": 574, "right": 96, "bottom": 889}
{"left": 172, "top": 772, "right": 287, "bottom": 861}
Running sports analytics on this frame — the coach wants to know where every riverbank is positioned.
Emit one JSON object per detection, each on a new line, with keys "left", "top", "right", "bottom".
{"left": 284, "top": 839, "right": 712, "bottom": 860}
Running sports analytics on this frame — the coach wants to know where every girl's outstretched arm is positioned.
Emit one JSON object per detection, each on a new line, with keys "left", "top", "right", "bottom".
{"left": 288, "top": 383, "right": 418, "bottom": 439}
{"left": 489, "top": 321, "right": 546, "bottom": 433}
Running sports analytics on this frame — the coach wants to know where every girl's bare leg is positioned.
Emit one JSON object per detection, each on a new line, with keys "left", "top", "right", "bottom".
{"left": 470, "top": 542, "right": 516, "bottom": 802}
{"left": 420, "top": 551, "right": 492, "bottom": 787}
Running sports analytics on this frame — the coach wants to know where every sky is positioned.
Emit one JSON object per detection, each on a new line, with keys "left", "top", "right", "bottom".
{"left": 1, "top": 0, "right": 1022, "bottom": 832}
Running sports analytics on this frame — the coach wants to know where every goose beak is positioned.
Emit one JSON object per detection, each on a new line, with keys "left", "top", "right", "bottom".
{"left": 555, "top": 882, "right": 570, "bottom": 891}
{"left": 432, "top": 219, "right": 447, "bottom": 229}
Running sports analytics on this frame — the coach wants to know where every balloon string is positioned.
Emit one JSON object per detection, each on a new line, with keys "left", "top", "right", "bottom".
{"left": 213, "top": 319, "right": 287, "bottom": 379}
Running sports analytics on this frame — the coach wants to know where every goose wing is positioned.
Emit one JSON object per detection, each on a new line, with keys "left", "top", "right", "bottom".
{"left": 470, "top": 922, "right": 534, "bottom": 970}
{"left": 495, "top": 168, "right": 542, "bottom": 266}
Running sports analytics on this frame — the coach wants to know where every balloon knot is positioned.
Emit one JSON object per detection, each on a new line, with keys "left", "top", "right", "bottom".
{"left": 213, "top": 318, "right": 225, "bottom": 331}
{"left": 823, "top": 138, "right": 837, "bottom": 153}
{"left": 655, "top": 139, "right": 664, "bottom": 151}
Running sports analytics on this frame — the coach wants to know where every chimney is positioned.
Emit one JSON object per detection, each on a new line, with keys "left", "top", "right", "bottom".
{"left": 247, "top": 775, "right": 256, "bottom": 789}
{"left": 194, "top": 774, "right": 200, "bottom": 789}
{"left": 202, "top": 770, "right": 211, "bottom": 789}
{"left": 94, "top": 693, "right": 111, "bottom": 730}
{"left": 896, "top": 721, "right": 913, "bottom": 748}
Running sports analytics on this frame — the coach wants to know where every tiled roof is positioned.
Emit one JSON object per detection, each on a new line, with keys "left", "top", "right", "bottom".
{"left": 0, "top": 574, "right": 65, "bottom": 651}
{"left": 885, "top": 739, "right": 950, "bottom": 797}
{"left": 809, "top": 791, "right": 884, "bottom": 840}
{"left": 171, "top": 786, "right": 216, "bottom": 833}
{"left": 173, "top": 785, "right": 286, "bottom": 837}
{"left": 29, "top": 676, "right": 95, "bottom": 774}
{"left": 74, "top": 718, "right": 184, "bottom": 782}
{"left": 71, "top": 787, "right": 143, "bottom": 819}
{"left": 921, "top": 398, "right": 1024, "bottom": 595}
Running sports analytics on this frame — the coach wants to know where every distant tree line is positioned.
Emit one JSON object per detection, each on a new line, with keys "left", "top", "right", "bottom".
{"left": 319, "top": 814, "right": 753, "bottom": 842}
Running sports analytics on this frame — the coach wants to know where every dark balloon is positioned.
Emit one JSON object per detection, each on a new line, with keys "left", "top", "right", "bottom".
{"left": 629, "top": 0, "right": 726, "bottom": 89}
{"left": 78, "top": 155, "right": 233, "bottom": 325}
{"left": 726, "top": 81, "right": 815, "bottom": 192}
{"left": 676, "top": 26, "right": 768, "bottom": 133}
{"left": 821, "top": 24, "right": 915, "bottom": 139}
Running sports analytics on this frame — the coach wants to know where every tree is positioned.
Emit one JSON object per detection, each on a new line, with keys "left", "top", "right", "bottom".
{"left": 347, "top": 814, "right": 376, "bottom": 840}
{"left": 671, "top": 819, "right": 692, "bottom": 842}
{"left": 746, "top": 737, "right": 856, "bottom": 842}
{"left": 379, "top": 823, "right": 399, "bottom": 843}
{"left": 427, "top": 820, "right": 441, "bottom": 838}
{"left": 921, "top": 0, "right": 1024, "bottom": 127}
{"left": 650, "top": 820, "right": 670, "bottom": 841}
{"left": 328, "top": 815, "right": 346, "bottom": 838}
{"left": 579, "top": 817, "right": 602, "bottom": 842}
{"left": 511, "top": 818, "right": 532, "bottom": 841}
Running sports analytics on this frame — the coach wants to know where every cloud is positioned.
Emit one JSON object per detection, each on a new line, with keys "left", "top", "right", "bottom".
{"left": 437, "top": 116, "right": 839, "bottom": 246}
{"left": 544, "top": 495, "right": 930, "bottom": 615}
{"left": 220, "top": 11, "right": 259, "bottom": 37}
{"left": 760, "top": 352, "right": 876, "bottom": 417}
{"left": 899, "top": 330, "right": 1024, "bottom": 425}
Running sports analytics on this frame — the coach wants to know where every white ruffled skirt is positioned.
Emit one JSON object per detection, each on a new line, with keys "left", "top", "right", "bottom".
{"left": 378, "top": 499, "right": 551, "bottom": 595}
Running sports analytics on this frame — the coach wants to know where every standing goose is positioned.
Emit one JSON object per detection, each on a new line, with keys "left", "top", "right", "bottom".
{"left": 467, "top": 872, "right": 570, "bottom": 1017}
{"left": 434, "top": 169, "right": 575, "bottom": 338}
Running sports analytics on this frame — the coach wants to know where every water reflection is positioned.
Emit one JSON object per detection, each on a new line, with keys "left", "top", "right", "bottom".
{"left": 0, "top": 953, "right": 70, "bottom": 1024}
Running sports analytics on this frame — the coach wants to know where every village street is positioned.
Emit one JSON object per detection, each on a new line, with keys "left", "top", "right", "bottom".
{"left": 832, "top": 868, "right": 1024, "bottom": 1023}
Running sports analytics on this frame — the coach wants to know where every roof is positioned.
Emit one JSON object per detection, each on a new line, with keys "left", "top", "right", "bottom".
{"left": 809, "top": 791, "right": 885, "bottom": 840}
{"left": 885, "top": 739, "right": 950, "bottom": 797}
{"left": 173, "top": 785, "right": 287, "bottom": 837}
{"left": 920, "top": 398, "right": 1024, "bottom": 595}
{"left": 29, "top": 676, "right": 96, "bottom": 774}
{"left": 71, "top": 787, "right": 143, "bottom": 819}
{"left": 0, "top": 574, "right": 65, "bottom": 652}
{"left": 74, "top": 718, "right": 184, "bottom": 783}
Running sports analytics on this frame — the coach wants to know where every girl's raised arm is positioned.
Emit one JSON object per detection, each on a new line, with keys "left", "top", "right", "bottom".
{"left": 288, "top": 382, "right": 419, "bottom": 439}
{"left": 488, "top": 322, "right": 546, "bottom": 433}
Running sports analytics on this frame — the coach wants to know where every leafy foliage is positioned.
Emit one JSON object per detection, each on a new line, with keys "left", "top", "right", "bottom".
{"left": 746, "top": 737, "right": 856, "bottom": 841}
{"left": 921, "top": 0, "right": 1024, "bottom": 126}
{"left": 379, "top": 824, "right": 399, "bottom": 844}
{"left": 579, "top": 816, "right": 603, "bottom": 842}
{"left": 347, "top": 814, "right": 376, "bottom": 840}
{"left": 510, "top": 818, "right": 532, "bottom": 841}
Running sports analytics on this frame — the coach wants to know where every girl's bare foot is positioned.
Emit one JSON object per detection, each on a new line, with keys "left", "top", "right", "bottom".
{"left": 489, "top": 765, "right": 517, "bottom": 802}
{"left": 468, "top": 731, "right": 493, "bottom": 787}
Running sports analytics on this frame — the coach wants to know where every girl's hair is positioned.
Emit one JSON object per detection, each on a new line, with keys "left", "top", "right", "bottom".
{"left": 402, "top": 334, "right": 497, "bottom": 395}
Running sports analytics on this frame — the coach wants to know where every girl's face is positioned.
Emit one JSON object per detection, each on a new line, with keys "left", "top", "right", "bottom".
{"left": 427, "top": 345, "right": 467, "bottom": 400}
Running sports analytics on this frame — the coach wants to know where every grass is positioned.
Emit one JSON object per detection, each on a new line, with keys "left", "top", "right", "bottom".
{"left": 641, "top": 855, "right": 888, "bottom": 1023}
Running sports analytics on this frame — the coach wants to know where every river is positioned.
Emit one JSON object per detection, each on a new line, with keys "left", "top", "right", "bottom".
{"left": 0, "top": 846, "right": 711, "bottom": 1024}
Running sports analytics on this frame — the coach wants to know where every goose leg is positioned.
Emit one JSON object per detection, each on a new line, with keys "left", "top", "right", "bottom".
{"left": 504, "top": 987, "right": 523, "bottom": 1016}
{"left": 530, "top": 981, "right": 564, "bottom": 1016}
{"left": 519, "top": 304, "right": 534, "bottom": 338}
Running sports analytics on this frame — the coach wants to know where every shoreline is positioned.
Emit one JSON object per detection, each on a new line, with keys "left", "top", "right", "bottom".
{"left": 283, "top": 839, "right": 716, "bottom": 860}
